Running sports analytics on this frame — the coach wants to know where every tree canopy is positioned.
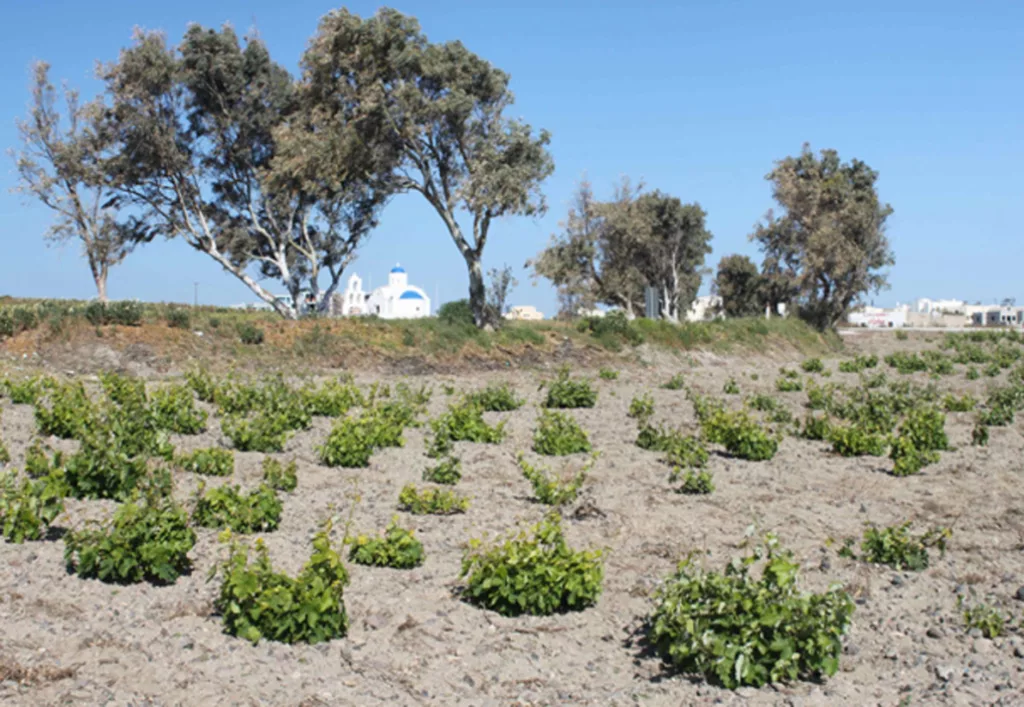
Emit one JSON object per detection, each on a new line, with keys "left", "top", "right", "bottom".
{"left": 300, "top": 8, "right": 554, "bottom": 326}
{"left": 713, "top": 254, "right": 764, "bottom": 318}
{"left": 531, "top": 179, "right": 711, "bottom": 321}
{"left": 95, "top": 25, "right": 394, "bottom": 318}
{"left": 751, "top": 145, "right": 894, "bottom": 330}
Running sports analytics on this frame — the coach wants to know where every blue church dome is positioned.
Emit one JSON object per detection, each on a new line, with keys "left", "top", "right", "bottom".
{"left": 390, "top": 265, "right": 406, "bottom": 274}
{"left": 399, "top": 290, "right": 424, "bottom": 300}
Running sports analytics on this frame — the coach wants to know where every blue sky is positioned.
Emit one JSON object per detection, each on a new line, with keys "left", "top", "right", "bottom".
{"left": 1, "top": 1, "right": 1021, "bottom": 312}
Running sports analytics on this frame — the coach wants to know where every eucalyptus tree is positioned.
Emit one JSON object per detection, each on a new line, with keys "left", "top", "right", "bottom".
{"left": 751, "top": 145, "right": 894, "bottom": 330}
{"left": 531, "top": 179, "right": 712, "bottom": 321}
{"left": 12, "top": 62, "right": 140, "bottom": 301}
{"left": 96, "top": 25, "right": 394, "bottom": 318}
{"left": 713, "top": 254, "right": 764, "bottom": 318}
{"left": 300, "top": 8, "right": 554, "bottom": 327}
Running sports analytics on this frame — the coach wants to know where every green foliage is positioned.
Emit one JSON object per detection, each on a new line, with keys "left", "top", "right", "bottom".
{"left": 437, "top": 299, "right": 475, "bottom": 327}
{"left": 25, "top": 440, "right": 63, "bottom": 478}
{"left": 517, "top": 453, "right": 591, "bottom": 506}
{"left": 300, "top": 378, "right": 363, "bottom": 417}
{"left": 238, "top": 323, "right": 265, "bottom": 345}
{"left": 0, "top": 472, "right": 65, "bottom": 543}
{"left": 971, "top": 423, "right": 989, "bottom": 447}
{"left": 673, "top": 469, "right": 715, "bottom": 494}
{"left": 701, "top": 409, "right": 778, "bottom": 461}
{"left": 426, "top": 400, "right": 505, "bottom": 460}
{"left": 958, "top": 595, "right": 1009, "bottom": 639}
{"left": 543, "top": 368, "right": 598, "bottom": 409}
{"left": 176, "top": 447, "right": 234, "bottom": 476}
{"left": 349, "top": 517, "right": 425, "bottom": 569}
{"left": 318, "top": 416, "right": 379, "bottom": 468}
{"left": 465, "top": 383, "right": 523, "bottom": 411}
{"left": 185, "top": 367, "right": 219, "bottom": 403}
{"left": 397, "top": 484, "right": 469, "bottom": 515}
{"left": 983, "top": 362, "right": 1001, "bottom": 378}
{"left": 895, "top": 330, "right": 908, "bottom": 341}
{"left": 532, "top": 409, "right": 592, "bottom": 456}
{"left": 575, "top": 311, "right": 644, "bottom": 349}
{"left": 662, "top": 374, "right": 686, "bottom": 391}
{"left": 598, "top": 368, "right": 619, "bottom": 381}
{"left": 214, "top": 521, "right": 349, "bottom": 644}
{"left": 648, "top": 535, "right": 854, "bottom": 688}
{"left": 801, "top": 358, "right": 825, "bottom": 373}
{"left": 885, "top": 352, "right": 927, "bottom": 374}
{"left": 627, "top": 392, "right": 655, "bottom": 426}
{"left": 422, "top": 456, "right": 462, "bottom": 485}
{"left": 222, "top": 413, "right": 290, "bottom": 453}
{"left": 2, "top": 375, "right": 48, "bottom": 405}
{"left": 722, "top": 377, "right": 740, "bottom": 395}
{"left": 965, "top": 366, "right": 980, "bottom": 381}
{"left": 150, "top": 385, "right": 207, "bottom": 434}
{"left": 845, "top": 521, "right": 950, "bottom": 571}
{"left": 165, "top": 308, "right": 191, "bottom": 329}
{"left": 34, "top": 380, "right": 92, "bottom": 439}
{"left": 775, "top": 376, "right": 803, "bottom": 393}
{"left": 796, "top": 413, "right": 829, "bottom": 441}
{"left": 460, "top": 513, "right": 604, "bottom": 616}
{"left": 889, "top": 435, "right": 939, "bottom": 477}
{"left": 84, "top": 300, "right": 144, "bottom": 327}
{"left": 262, "top": 457, "right": 298, "bottom": 492}
{"left": 828, "top": 424, "right": 887, "bottom": 457}
{"left": 664, "top": 435, "right": 710, "bottom": 470}
{"left": 193, "top": 483, "right": 282, "bottom": 533}
{"left": 942, "top": 393, "right": 977, "bottom": 413}
{"left": 64, "top": 491, "right": 194, "bottom": 584}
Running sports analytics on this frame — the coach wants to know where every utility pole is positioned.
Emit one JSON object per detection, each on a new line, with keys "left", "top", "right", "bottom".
{"left": 194, "top": 282, "right": 199, "bottom": 308}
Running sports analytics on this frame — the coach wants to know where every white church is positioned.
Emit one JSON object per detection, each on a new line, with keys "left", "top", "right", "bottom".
{"left": 337, "top": 265, "right": 431, "bottom": 319}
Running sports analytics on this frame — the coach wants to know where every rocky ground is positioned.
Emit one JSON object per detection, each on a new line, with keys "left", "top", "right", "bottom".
{"left": 1, "top": 332, "right": 1023, "bottom": 706}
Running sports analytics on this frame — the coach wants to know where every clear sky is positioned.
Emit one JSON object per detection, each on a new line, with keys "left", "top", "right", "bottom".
{"left": 1, "top": 1, "right": 1021, "bottom": 312}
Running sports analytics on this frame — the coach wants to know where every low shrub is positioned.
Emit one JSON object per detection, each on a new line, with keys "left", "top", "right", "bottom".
{"left": 598, "top": 368, "right": 619, "bottom": 381}
{"left": 576, "top": 310, "right": 643, "bottom": 349}
{"left": 840, "top": 521, "right": 950, "bottom": 571}
{"left": 437, "top": 299, "right": 474, "bottom": 326}
{"left": 84, "top": 300, "right": 143, "bottom": 327}
{"left": 722, "top": 377, "right": 740, "bottom": 395}
{"left": 543, "top": 368, "right": 598, "bottom": 409}
{"left": 34, "top": 381, "right": 92, "bottom": 439}
{"left": 648, "top": 534, "right": 854, "bottom": 688}
{"left": 165, "top": 308, "right": 191, "bottom": 329}
{"left": 300, "top": 378, "right": 363, "bottom": 417}
{"left": 64, "top": 491, "right": 194, "bottom": 584}
{"left": 672, "top": 469, "right": 715, "bottom": 494}
{"left": 664, "top": 435, "right": 710, "bottom": 470}
{"left": 465, "top": 383, "right": 524, "bottom": 412}
{"left": 397, "top": 484, "right": 469, "bottom": 515}
{"left": 222, "top": 414, "right": 290, "bottom": 453}
{"left": 942, "top": 393, "right": 977, "bottom": 413}
{"left": 965, "top": 366, "right": 980, "bottom": 381}
{"left": 898, "top": 406, "right": 948, "bottom": 452}
{"left": 238, "top": 323, "right": 265, "bottom": 345}
{"left": 958, "top": 594, "right": 1009, "bottom": 639}
{"left": 801, "top": 358, "right": 825, "bottom": 373}
{"left": 150, "top": 385, "right": 207, "bottom": 434}
{"left": 971, "top": 423, "right": 989, "bottom": 446}
{"left": 889, "top": 435, "right": 939, "bottom": 477}
{"left": 800, "top": 414, "right": 832, "bottom": 441}
{"left": 2, "top": 376, "right": 47, "bottom": 405}
{"left": 627, "top": 393, "right": 655, "bottom": 426}
{"left": 701, "top": 409, "right": 778, "bottom": 461}
{"left": 775, "top": 376, "right": 803, "bottom": 393}
{"left": 431, "top": 401, "right": 506, "bottom": 447}
{"left": 318, "top": 416, "right": 379, "bottom": 468}
{"left": 532, "top": 410, "right": 592, "bottom": 456}
{"left": 983, "top": 362, "right": 1001, "bottom": 378}
{"left": 517, "top": 453, "right": 591, "bottom": 506}
{"left": 460, "top": 513, "right": 604, "bottom": 617}
{"left": 422, "top": 456, "right": 462, "bottom": 485}
{"left": 176, "top": 447, "right": 234, "bottom": 477}
{"left": 185, "top": 367, "right": 219, "bottom": 403}
{"left": 193, "top": 483, "right": 282, "bottom": 533}
{"left": 0, "top": 472, "right": 65, "bottom": 543}
{"left": 885, "top": 352, "right": 927, "bottom": 374}
{"left": 349, "top": 517, "right": 424, "bottom": 569}
{"left": 828, "top": 424, "right": 887, "bottom": 457}
{"left": 262, "top": 457, "right": 298, "bottom": 492}
{"left": 214, "top": 520, "right": 349, "bottom": 644}
{"left": 663, "top": 374, "right": 686, "bottom": 391}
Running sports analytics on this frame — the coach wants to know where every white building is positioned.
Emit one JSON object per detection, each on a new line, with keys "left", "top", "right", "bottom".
{"left": 915, "top": 298, "right": 966, "bottom": 315}
{"left": 847, "top": 305, "right": 909, "bottom": 328}
{"left": 339, "top": 265, "right": 431, "bottom": 319}
{"left": 505, "top": 305, "right": 545, "bottom": 321}
{"left": 686, "top": 295, "right": 723, "bottom": 322}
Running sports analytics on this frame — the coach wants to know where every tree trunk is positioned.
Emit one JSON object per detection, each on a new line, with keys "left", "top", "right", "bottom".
{"left": 94, "top": 271, "right": 108, "bottom": 303}
{"left": 466, "top": 254, "right": 487, "bottom": 327}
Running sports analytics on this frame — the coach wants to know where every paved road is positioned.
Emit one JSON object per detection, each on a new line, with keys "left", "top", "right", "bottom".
{"left": 838, "top": 326, "right": 1021, "bottom": 335}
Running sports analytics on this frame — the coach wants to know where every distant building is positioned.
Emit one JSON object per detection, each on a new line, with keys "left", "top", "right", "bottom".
{"left": 847, "top": 305, "right": 909, "bottom": 328}
{"left": 339, "top": 265, "right": 431, "bottom": 319}
{"left": 686, "top": 295, "right": 723, "bottom": 322}
{"left": 970, "top": 306, "right": 1024, "bottom": 327}
{"left": 505, "top": 305, "right": 544, "bottom": 321}
{"left": 915, "top": 298, "right": 966, "bottom": 315}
